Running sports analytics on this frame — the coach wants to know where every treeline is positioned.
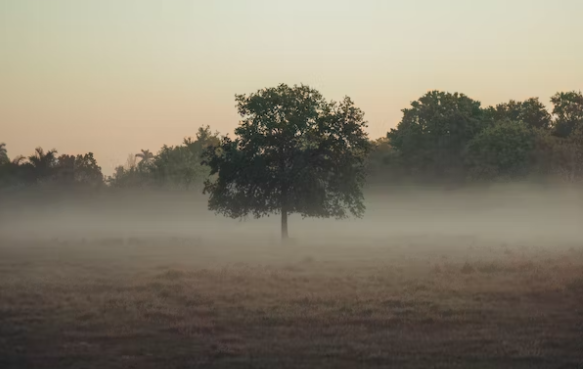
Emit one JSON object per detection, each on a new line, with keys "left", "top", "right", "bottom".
{"left": 368, "top": 90, "right": 583, "bottom": 186}
{"left": 0, "top": 126, "right": 220, "bottom": 204}
{"left": 1, "top": 89, "right": 583, "bottom": 199}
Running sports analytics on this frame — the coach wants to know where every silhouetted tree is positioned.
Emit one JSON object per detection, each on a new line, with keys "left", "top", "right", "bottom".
{"left": 0, "top": 143, "right": 7, "bottom": 164}
{"left": 366, "top": 137, "right": 402, "bottom": 185}
{"left": 202, "top": 84, "right": 370, "bottom": 240}
{"left": 135, "top": 149, "right": 155, "bottom": 165}
{"left": 387, "top": 91, "right": 485, "bottom": 182}
{"left": 532, "top": 126, "right": 583, "bottom": 182}
{"left": 11, "top": 155, "right": 26, "bottom": 165}
{"left": 136, "top": 149, "right": 154, "bottom": 163}
{"left": 0, "top": 147, "right": 34, "bottom": 193}
{"left": 108, "top": 127, "right": 219, "bottom": 190}
{"left": 464, "top": 120, "right": 536, "bottom": 180}
{"left": 551, "top": 91, "right": 583, "bottom": 137}
{"left": 27, "top": 147, "right": 58, "bottom": 183}
{"left": 54, "top": 153, "right": 103, "bottom": 188}
{"left": 149, "top": 126, "right": 220, "bottom": 189}
{"left": 107, "top": 154, "right": 147, "bottom": 189}
{"left": 184, "top": 126, "right": 221, "bottom": 154}
{"left": 485, "top": 98, "right": 552, "bottom": 130}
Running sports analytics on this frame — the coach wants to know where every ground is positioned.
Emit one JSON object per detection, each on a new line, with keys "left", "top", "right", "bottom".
{"left": 0, "top": 235, "right": 582, "bottom": 369}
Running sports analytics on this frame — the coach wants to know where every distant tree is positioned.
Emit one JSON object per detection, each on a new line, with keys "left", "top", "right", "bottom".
{"left": 485, "top": 98, "right": 552, "bottom": 130}
{"left": 520, "top": 98, "right": 553, "bottom": 130}
{"left": 551, "top": 91, "right": 583, "bottom": 137}
{"left": 184, "top": 126, "right": 221, "bottom": 154}
{"left": 387, "top": 91, "right": 485, "bottom": 181}
{"left": 149, "top": 126, "right": 220, "bottom": 189}
{"left": 149, "top": 145, "right": 201, "bottom": 189}
{"left": 107, "top": 153, "right": 146, "bottom": 189}
{"left": 365, "top": 137, "right": 402, "bottom": 185}
{"left": 464, "top": 120, "right": 536, "bottom": 181}
{"left": 0, "top": 151, "right": 34, "bottom": 193}
{"left": 55, "top": 154, "right": 76, "bottom": 184}
{"left": 0, "top": 143, "right": 7, "bottom": 164}
{"left": 72, "top": 153, "right": 103, "bottom": 186}
{"left": 108, "top": 126, "right": 220, "bottom": 190}
{"left": 11, "top": 155, "right": 26, "bottom": 165}
{"left": 54, "top": 153, "right": 103, "bottom": 187}
{"left": 135, "top": 149, "right": 155, "bottom": 167}
{"left": 27, "top": 147, "right": 58, "bottom": 183}
{"left": 202, "top": 84, "right": 370, "bottom": 240}
{"left": 532, "top": 127, "right": 583, "bottom": 182}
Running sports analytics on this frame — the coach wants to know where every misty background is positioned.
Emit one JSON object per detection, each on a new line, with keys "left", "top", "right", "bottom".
{"left": 2, "top": 184, "right": 583, "bottom": 250}
{"left": 2, "top": 1, "right": 583, "bottom": 249}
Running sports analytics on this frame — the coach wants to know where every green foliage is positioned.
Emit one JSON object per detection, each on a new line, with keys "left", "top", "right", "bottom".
{"left": 551, "top": 91, "right": 583, "bottom": 137}
{"left": 4, "top": 88, "right": 583, "bottom": 211}
{"left": 148, "top": 125, "right": 219, "bottom": 189}
{"left": 0, "top": 143, "right": 8, "bottom": 164}
{"left": 532, "top": 127, "right": 583, "bottom": 182}
{"left": 107, "top": 126, "right": 219, "bottom": 190}
{"left": 0, "top": 146, "right": 104, "bottom": 198}
{"left": 387, "top": 91, "right": 485, "bottom": 180}
{"left": 27, "top": 147, "right": 58, "bottom": 183}
{"left": 53, "top": 153, "right": 104, "bottom": 188}
{"left": 464, "top": 120, "right": 536, "bottom": 180}
{"left": 377, "top": 90, "right": 583, "bottom": 184}
{"left": 202, "top": 84, "right": 370, "bottom": 234}
{"left": 107, "top": 154, "right": 150, "bottom": 189}
{"left": 0, "top": 159, "right": 34, "bottom": 192}
{"left": 149, "top": 144, "right": 200, "bottom": 188}
{"left": 485, "top": 98, "right": 551, "bottom": 129}
{"left": 365, "top": 137, "right": 403, "bottom": 185}
{"left": 135, "top": 149, "right": 155, "bottom": 168}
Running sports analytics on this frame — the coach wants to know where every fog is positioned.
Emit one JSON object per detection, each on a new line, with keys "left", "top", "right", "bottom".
{"left": 2, "top": 183, "right": 582, "bottom": 250}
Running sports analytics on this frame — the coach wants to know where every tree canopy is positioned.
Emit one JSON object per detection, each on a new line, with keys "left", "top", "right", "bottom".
{"left": 551, "top": 91, "right": 583, "bottom": 137}
{"left": 108, "top": 126, "right": 220, "bottom": 190}
{"left": 465, "top": 120, "right": 536, "bottom": 181}
{"left": 387, "top": 91, "right": 484, "bottom": 180}
{"left": 0, "top": 143, "right": 8, "bottom": 164}
{"left": 202, "top": 84, "right": 370, "bottom": 239}
{"left": 485, "top": 98, "right": 552, "bottom": 130}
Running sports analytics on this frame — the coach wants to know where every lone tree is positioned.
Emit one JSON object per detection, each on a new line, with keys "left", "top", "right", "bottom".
{"left": 202, "top": 84, "right": 370, "bottom": 240}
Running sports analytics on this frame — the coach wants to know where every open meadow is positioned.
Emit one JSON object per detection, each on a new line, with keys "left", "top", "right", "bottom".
{"left": 1, "top": 186, "right": 583, "bottom": 368}
{"left": 3, "top": 2, "right": 583, "bottom": 367}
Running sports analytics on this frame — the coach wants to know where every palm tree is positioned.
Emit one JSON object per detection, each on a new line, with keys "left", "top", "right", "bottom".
{"left": 135, "top": 149, "right": 155, "bottom": 164}
{"left": 28, "top": 147, "right": 58, "bottom": 181}
{"left": 0, "top": 143, "right": 7, "bottom": 164}
{"left": 11, "top": 155, "right": 26, "bottom": 165}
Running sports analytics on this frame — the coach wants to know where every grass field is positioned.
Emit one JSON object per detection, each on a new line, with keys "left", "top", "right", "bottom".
{"left": 1, "top": 234, "right": 582, "bottom": 369}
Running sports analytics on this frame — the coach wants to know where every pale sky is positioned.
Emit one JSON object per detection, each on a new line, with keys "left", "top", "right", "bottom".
{"left": 1, "top": 0, "right": 582, "bottom": 174}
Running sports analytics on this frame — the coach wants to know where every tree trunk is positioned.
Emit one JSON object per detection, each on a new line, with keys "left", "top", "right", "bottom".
{"left": 281, "top": 206, "right": 288, "bottom": 240}
{"left": 280, "top": 143, "right": 289, "bottom": 242}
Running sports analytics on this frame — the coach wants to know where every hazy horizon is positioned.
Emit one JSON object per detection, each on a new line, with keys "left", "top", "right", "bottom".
{"left": 2, "top": 0, "right": 583, "bottom": 174}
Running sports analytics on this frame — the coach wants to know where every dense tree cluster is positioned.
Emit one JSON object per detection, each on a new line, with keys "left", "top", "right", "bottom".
{"left": 0, "top": 146, "right": 103, "bottom": 195}
{"left": 3, "top": 90, "right": 582, "bottom": 195}
{"left": 2, "top": 87, "right": 583, "bottom": 236}
{"left": 0, "top": 126, "right": 219, "bottom": 201}
{"left": 107, "top": 126, "right": 220, "bottom": 190}
{"left": 374, "top": 90, "right": 583, "bottom": 185}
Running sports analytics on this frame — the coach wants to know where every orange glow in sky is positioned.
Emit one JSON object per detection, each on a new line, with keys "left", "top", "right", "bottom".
{"left": 2, "top": 0, "right": 582, "bottom": 173}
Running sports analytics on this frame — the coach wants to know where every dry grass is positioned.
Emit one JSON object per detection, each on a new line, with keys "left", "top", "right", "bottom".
{"left": 0, "top": 236, "right": 582, "bottom": 369}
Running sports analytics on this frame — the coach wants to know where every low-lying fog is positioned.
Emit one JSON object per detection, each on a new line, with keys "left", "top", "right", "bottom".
{"left": 2, "top": 183, "right": 583, "bottom": 248}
